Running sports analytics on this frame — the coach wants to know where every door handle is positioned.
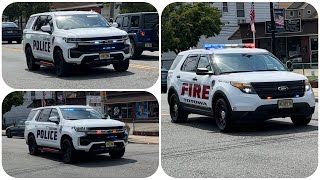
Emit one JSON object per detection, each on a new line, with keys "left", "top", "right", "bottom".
{"left": 192, "top": 77, "right": 198, "bottom": 81}
{"left": 176, "top": 75, "right": 180, "bottom": 79}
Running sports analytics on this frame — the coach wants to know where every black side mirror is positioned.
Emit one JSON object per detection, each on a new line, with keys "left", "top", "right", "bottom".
{"left": 196, "top": 68, "right": 214, "bottom": 75}
{"left": 286, "top": 60, "right": 294, "bottom": 71}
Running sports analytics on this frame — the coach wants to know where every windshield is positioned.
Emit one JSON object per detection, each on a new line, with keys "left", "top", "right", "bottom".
{"left": 60, "top": 108, "right": 103, "bottom": 120}
{"left": 2, "top": 22, "right": 18, "bottom": 28}
{"left": 213, "top": 53, "right": 286, "bottom": 74}
{"left": 55, "top": 14, "right": 110, "bottom": 30}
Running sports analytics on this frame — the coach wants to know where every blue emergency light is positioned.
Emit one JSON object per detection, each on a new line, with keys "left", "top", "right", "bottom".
{"left": 204, "top": 43, "right": 255, "bottom": 49}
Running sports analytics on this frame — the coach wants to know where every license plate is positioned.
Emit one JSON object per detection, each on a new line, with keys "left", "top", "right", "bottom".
{"left": 145, "top": 43, "right": 152, "bottom": 47}
{"left": 278, "top": 99, "right": 293, "bottom": 109}
{"left": 99, "top": 53, "right": 110, "bottom": 60}
{"left": 105, "top": 141, "right": 114, "bottom": 147}
{"left": 7, "top": 31, "right": 13, "bottom": 33}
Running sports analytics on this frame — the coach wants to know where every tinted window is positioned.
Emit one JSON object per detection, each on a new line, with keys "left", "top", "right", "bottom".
{"left": 197, "top": 55, "right": 212, "bottom": 71}
{"left": 56, "top": 14, "right": 110, "bottom": 30}
{"left": 33, "top": 15, "right": 48, "bottom": 31}
{"left": 25, "top": 17, "right": 35, "bottom": 29}
{"left": 130, "top": 16, "right": 140, "bottom": 27}
{"left": 143, "top": 14, "right": 159, "bottom": 28}
{"left": 123, "top": 16, "right": 129, "bottom": 27}
{"left": 2, "top": 22, "right": 18, "bottom": 28}
{"left": 169, "top": 55, "right": 183, "bottom": 70}
{"left": 116, "top": 17, "right": 123, "bottom": 26}
{"left": 27, "top": 110, "right": 38, "bottom": 121}
{"left": 37, "top": 109, "right": 51, "bottom": 122}
{"left": 17, "top": 120, "right": 26, "bottom": 126}
{"left": 181, "top": 55, "right": 199, "bottom": 72}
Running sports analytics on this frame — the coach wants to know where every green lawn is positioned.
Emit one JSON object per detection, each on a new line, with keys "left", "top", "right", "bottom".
{"left": 307, "top": 76, "right": 318, "bottom": 81}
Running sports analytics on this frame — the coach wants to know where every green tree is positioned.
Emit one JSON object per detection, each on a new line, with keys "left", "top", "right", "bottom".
{"left": 2, "top": 92, "right": 24, "bottom": 115}
{"left": 119, "top": 2, "right": 156, "bottom": 13}
{"left": 162, "top": 2, "right": 222, "bottom": 54}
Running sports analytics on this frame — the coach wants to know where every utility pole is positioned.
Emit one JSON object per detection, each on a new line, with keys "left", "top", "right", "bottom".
{"left": 270, "top": 2, "right": 276, "bottom": 54}
{"left": 109, "top": 2, "right": 115, "bottom": 20}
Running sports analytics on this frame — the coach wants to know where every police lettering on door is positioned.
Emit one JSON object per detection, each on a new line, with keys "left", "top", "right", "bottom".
{"left": 37, "top": 130, "right": 57, "bottom": 140}
{"left": 33, "top": 40, "right": 51, "bottom": 52}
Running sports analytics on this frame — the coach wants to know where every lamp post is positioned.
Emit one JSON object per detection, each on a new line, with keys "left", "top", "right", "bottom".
{"left": 270, "top": 2, "right": 276, "bottom": 54}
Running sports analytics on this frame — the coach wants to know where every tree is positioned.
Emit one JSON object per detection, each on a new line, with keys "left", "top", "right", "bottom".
{"left": 119, "top": 2, "right": 156, "bottom": 13}
{"left": 162, "top": 3, "right": 222, "bottom": 54}
{"left": 2, "top": 92, "right": 24, "bottom": 115}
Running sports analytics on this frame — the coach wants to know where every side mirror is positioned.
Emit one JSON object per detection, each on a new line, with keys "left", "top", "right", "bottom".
{"left": 49, "top": 116, "right": 59, "bottom": 124}
{"left": 112, "top": 22, "right": 118, "bottom": 28}
{"left": 41, "top": 25, "right": 52, "bottom": 33}
{"left": 286, "top": 60, "right": 294, "bottom": 71}
{"left": 196, "top": 68, "right": 214, "bottom": 75}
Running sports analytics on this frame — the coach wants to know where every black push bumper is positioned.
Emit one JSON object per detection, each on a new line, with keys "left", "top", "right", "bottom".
{"left": 231, "top": 103, "right": 315, "bottom": 123}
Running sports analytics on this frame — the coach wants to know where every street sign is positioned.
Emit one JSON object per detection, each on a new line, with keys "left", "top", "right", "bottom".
{"left": 265, "top": 18, "right": 301, "bottom": 34}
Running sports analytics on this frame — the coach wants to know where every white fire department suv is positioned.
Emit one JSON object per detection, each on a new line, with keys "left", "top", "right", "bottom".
{"left": 23, "top": 11, "right": 131, "bottom": 76}
{"left": 24, "top": 105, "right": 128, "bottom": 163}
{"left": 167, "top": 44, "right": 315, "bottom": 132}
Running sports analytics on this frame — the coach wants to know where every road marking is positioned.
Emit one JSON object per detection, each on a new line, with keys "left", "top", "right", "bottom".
{"left": 162, "top": 113, "right": 170, "bottom": 116}
{"left": 3, "top": 47, "right": 159, "bottom": 70}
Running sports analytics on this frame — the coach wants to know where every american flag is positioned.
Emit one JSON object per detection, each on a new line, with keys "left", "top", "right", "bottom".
{"left": 249, "top": 2, "right": 255, "bottom": 32}
{"left": 275, "top": 15, "right": 285, "bottom": 26}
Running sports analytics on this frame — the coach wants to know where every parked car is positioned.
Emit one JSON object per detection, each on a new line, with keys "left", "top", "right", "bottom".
{"left": 6, "top": 119, "right": 27, "bottom": 138}
{"left": 2, "top": 22, "right": 22, "bottom": 44}
{"left": 161, "top": 66, "right": 168, "bottom": 93}
{"left": 115, "top": 12, "right": 159, "bottom": 58}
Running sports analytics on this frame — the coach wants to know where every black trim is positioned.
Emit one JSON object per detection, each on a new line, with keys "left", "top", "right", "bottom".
{"left": 181, "top": 102, "right": 212, "bottom": 116}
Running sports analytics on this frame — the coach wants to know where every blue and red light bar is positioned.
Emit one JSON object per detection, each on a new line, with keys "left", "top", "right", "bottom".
{"left": 204, "top": 43, "right": 255, "bottom": 49}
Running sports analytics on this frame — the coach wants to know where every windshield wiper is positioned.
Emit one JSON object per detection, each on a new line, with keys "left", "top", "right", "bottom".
{"left": 68, "top": 118, "right": 79, "bottom": 120}
{"left": 254, "top": 69, "right": 279, "bottom": 71}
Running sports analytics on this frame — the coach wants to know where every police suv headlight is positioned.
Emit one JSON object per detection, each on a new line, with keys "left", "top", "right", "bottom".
{"left": 230, "top": 82, "right": 256, "bottom": 94}
{"left": 122, "top": 35, "right": 129, "bottom": 40}
{"left": 63, "top": 37, "right": 81, "bottom": 43}
{"left": 305, "top": 80, "right": 311, "bottom": 91}
{"left": 73, "top": 127, "right": 87, "bottom": 132}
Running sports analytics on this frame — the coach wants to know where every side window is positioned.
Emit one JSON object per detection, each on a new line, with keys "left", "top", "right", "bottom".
{"left": 26, "top": 110, "right": 38, "bottom": 121}
{"left": 170, "top": 55, "right": 184, "bottom": 70}
{"left": 197, "top": 55, "right": 212, "bottom": 71}
{"left": 181, "top": 55, "right": 199, "bottom": 72}
{"left": 130, "top": 16, "right": 140, "bottom": 27}
{"left": 37, "top": 108, "right": 51, "bottom": 122}
{"left": 25, "top": 17, "right": 35, "bottom": 29}
{"left": 116, "top": 17, "right": 123, "bottom": 27}
{"left": 123, "top": 16, "right": 129, "bottom": 27}
{"left": 33, "top": 15, "right": 47, "bottom": 31}
{"left": 49, "top": 108, "right": 59, "bottom": 119}
{"left": 47, "top": 15, "right": 53, "bottom": 30}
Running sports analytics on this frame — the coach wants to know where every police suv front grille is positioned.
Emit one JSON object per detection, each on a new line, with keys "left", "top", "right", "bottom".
{"left": 80, "top": 133, "right": 126, "bottom": 146}
{"left": 77, "top": 36, "right": 123, "bottom": 41}
{"left": 251, "top": 80, "right": 305, "bottom": 99}
{"left": 69, "top": 43, "right": 128, "bottom": 58}
{"left": 87, "top": 126, "right": 123, "bottom": 130}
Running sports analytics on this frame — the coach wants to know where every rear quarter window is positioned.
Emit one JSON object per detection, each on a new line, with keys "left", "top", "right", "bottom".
{"left": 27, "top": 110, "right": 38, "bottom": 121}
{"left": 169, "top": 55, "right": 184, "bottom": 70}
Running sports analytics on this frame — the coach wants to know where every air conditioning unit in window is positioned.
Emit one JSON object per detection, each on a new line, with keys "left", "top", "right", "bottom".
{"left": 237, "top": 19, "right": 246, "bottom": 24}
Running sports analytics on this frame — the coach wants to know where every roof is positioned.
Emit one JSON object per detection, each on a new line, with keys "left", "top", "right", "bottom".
{"left": 178, "top": 48, "right": 269, "bottom": 55}
{"left": 287, "top": 2, "right": 305, "bottom": 9}
{"left": 32, "top": 105, "right": 92, "bottom": 110}
{"left": 30, "top": 11, "right": 98, "bottom": 17}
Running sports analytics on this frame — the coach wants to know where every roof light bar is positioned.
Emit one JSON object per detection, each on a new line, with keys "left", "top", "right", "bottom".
{"left": 204, "top": 43, "right": 255, "bottom": 49}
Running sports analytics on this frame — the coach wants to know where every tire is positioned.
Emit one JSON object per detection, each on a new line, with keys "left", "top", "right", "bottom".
{"left": 109, "top": 147, "right": 125, "bottom": 159}
{"left": 61, "top": 138, "right": 76, "bottom": 163}
{"left": 6, "top": 129, "right": 12, "bottom": 138}
{"left": 113, "top": 58, "right": 130, "bottom": 72}
{"left": 169, "top": 93, "right": 188, "bottom": 123}
{"left": 130, "top": 39, "right": 143, "bottom": 59}
{"left": 214, "top": 98, "right": 233, "bottom": 132}
{"left": 54, "top": 50, "right": 70, "bottom": 77}
{"left": 26, "top": 46, "right": 40, "bottom": 71}
{"left": 28, "top": 135, "right": 40, "bottom": 155}
{"left": 291, "top": 116, "right": 312, "bottom": 126}
{"left": 17, "top": 40, "right": 22, "bottom": 44}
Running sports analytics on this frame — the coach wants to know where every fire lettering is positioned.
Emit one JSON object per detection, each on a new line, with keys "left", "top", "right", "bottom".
{"left": 181, "top": 83, "right": 210, "bottom": 99}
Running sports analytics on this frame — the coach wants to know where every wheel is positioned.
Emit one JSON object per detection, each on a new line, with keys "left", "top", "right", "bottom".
{"left": 8, "top": 41, "right": 12, "bottom": 44}
{"left": 113, "top": 58, "right": 130, "bottom": 72}
{"left": 291, "top": 116, "right": 312, "bottom": 126}
{"left": 17, "top": 40, "right": 22, "bottom": 44}
{"left": 26, "top": 47, "right": 40, "bottom": 71}
{"left": 54, "top": 50, "right": 70, "bottom": 77}
{"left": 28, "top": 135, "right": 40, "bottom": 155}
{"left": 214, "top": 98, "right": 233, "bottom": 132}
{"left": 109, "top": 147, "right": 125, "bottom": 159}
{"left": 61, "top": 138, "right": 76, "bottom": 163}
{"left": 169, "top": 93, "right": 188, "bottom": 123}
{"left": 6, "top": 129, "right": 12, "bottom": 138}
{"left": 130, "top": 39, "right": 143, "bottom": 59}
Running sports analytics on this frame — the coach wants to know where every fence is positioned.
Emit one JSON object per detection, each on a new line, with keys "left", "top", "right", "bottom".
{"left": 292, "top": 62, "right": 318, "bottom": 76}
{"left": 131, "top": 118, "right": 159, "bottom": 136}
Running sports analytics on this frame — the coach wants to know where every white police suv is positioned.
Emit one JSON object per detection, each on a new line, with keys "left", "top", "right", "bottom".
{"left": 167, "top": 44, "right": 315, "bottom": 132}
{"left": 23, "top": 11, "right": 131, "bottom": 76}
{"left": 24, "top": 105, "right": 128, "bottom": 163}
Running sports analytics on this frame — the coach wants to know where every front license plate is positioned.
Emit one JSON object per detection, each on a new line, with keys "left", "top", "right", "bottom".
{"left": 145, "top": 43, "right": 152, "bottom": 47}
{"left": 278, "top": 99, "right": 293, "bottom": 109}
{"left": 105, "top": 141, "right": 114, "bottom": 147}
{"left": 99, "top": 53, "right": 111, "bottom": 60}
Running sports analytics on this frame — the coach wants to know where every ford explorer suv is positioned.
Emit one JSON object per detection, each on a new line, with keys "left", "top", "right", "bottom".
{"left": 23, "top": 11, "right": 131, "bottom": 76}
{"left": 24, "top": 105, "right": 129, "bottom": 163}
{"left": 167, "top": 44, "right": 315, "bottom": 132}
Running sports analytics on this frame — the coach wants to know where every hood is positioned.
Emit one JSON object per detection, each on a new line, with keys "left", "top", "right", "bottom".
{"left": 59, "top": 27, "right": 127, "bottom": 38}
{"left": 67, "top": 119, "right": 125, "bottom": 128}
{"left": 219, "top": 71, "right": 307, "bottom": 83}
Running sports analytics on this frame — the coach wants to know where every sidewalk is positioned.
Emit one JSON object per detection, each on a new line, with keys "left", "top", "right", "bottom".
{"left": 313, "top": 88, "right": 318, "bottom": 101}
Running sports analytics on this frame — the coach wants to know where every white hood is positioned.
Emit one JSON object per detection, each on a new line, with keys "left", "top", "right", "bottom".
{"left": 219, "top": 71, "right": 307, "bottom": 83}
{"left": 67, "top": 119, "right": 125, "bottom": 128}
{"left": 59, "top": 27, "right": 127, "bottom": 38}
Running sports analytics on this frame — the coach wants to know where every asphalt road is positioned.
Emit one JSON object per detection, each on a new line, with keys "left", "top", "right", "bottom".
{"left": 161, "top": 93, "right": 318, "bottom": 178}
{"left": 2, "top": 43, "right": 159, "bottom": 89}
{"left": 2, "top": 136, "right": 159, "bottom": 178}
